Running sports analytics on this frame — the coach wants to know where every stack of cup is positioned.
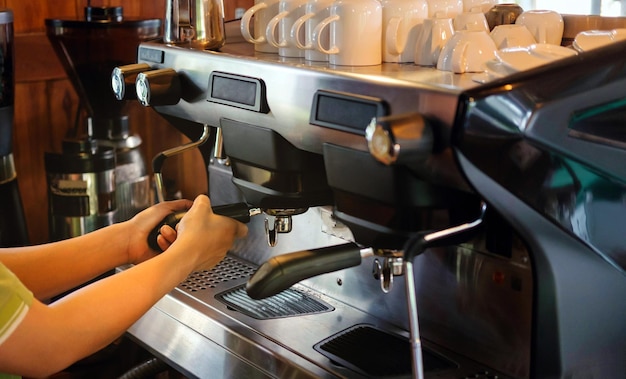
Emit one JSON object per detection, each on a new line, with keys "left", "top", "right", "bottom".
{"left": 490, "top": 24, "right": 536, "bottom": 50}
{"left": 239, "top": 0, "right": 567, "bottom": 68}
{"left": 515, "top": 10, "right": 564, "bottom": 45}
{"left": 382, "top": 0, "right": 429, "bottom": 63}
{"left": 426, "top": 0, "right": 463, "bottom": 18}
{"left": 241, "top": 0, "right": 281, "bottom": 53}
{"left": 266, "top": 0, "right": 309, "bottom": 57}
{"left": 414, "top": 14, "right": 455, "bottom": 66}
{"left": 453, "top": 8, "right": 489, "bottom": 32}
{"left": 462, "top": 0, "right": 497, "bottom": 13}
{"left": 311, "top": 0, "right": 383, "bottom": 66}
{"left": 244, "top": 0, "right": 385, "bottom": 66}
{"left": 436, "top": 29, "right": 497, "bottom": 73}
{"left": 291, "top": 0, "right": 334, "bottom": 61}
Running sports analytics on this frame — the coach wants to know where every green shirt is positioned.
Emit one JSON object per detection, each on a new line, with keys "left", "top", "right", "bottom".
{"left": 0, "top": 261, "right": 34, "bottom": 379}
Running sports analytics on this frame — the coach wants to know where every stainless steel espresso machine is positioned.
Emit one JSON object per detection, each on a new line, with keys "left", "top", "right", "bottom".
{"left": 114, "top": 18, "right": 626, "bottom": 379}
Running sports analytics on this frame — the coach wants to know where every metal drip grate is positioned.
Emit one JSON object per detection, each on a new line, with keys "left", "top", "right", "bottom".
{"left": 314, "top": 324, "right": 457, "bottom": 377}
{"left": 179, "top": 256, "right": 257, "bottom": 293}
{"left": 216, "top": 285, "right": 334, "bottom": 319}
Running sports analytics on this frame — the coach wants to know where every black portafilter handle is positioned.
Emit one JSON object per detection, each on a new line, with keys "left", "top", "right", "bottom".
{"left": 246, "top": 243, "right": 372, "bottom": 300}
{"left": 147, "top": 202, "right": 254, "bottom": 252}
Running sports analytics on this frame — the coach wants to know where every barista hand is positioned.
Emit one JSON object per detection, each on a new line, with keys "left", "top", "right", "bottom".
{"left": 126, "top": 197, "right": 193, "bottom": 263}
{"left": 172, "top": 195, "right": 248, "bottom": 270}
{"left": 127, "top": 195, "right": 248, "bottom": 270}
{"left": 0, "top": 194, "right": 247, "bottom": 377}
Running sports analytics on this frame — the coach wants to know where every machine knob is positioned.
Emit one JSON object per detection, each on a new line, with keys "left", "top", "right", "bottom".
{"left": 365, "top": 112, "right": 433, "bottom": 165}
{"left": 111, "top": 63, "right": 151, "bottom": 101}
{"left": 135, "top": 68, "right": 181, "bottom": 107}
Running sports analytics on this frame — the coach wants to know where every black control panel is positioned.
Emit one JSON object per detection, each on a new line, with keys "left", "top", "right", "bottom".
{"left": 310, "top": 90, "right": 388, "bottom": 135}
{"left": 207, "top": 71, "right": 269, "bottom": 113}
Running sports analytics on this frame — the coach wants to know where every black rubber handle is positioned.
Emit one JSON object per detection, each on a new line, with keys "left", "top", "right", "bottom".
{"left": 246, "top": 243, "right": 363, "bottom": 300}
{"left": 147, "top": 202, "right": 252, "bottom": 252}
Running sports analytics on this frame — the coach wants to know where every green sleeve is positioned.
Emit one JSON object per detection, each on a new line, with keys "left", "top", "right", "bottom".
{"left": 0, "top": 261, "right": 34, "bottom": 345}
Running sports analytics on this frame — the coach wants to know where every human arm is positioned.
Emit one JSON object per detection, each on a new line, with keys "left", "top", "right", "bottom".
{"left": 0, "top": 198, "right": 193, "bottom": 300}
{"left": 0, "top": 195, "right": 247, "bottom": 377}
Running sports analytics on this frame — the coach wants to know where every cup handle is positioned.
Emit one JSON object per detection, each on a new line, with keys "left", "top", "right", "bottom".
{"left": 386, "top": 17, "right": 404, "bottom": 55}
{"left": 291, "top": 13, "right": 314, "bottom": 49}
{"left": 240, "top": 3, "right": 268, "bottom": 43}
{"left": 451, "top": 40, "right": 470, "bottom": 73}
{"left": 266, "top": 11, "right": 289, "bottom": 48}
{"left": 312, "top": 14, "right": 340, "bottom": 54}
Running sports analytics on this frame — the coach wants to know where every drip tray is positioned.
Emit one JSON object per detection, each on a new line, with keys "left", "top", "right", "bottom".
{"left": 216, "top": 285, "right": 334, "bottom": 319}
{"left": 314, "top": 324, "right": 458, "bottom": 378}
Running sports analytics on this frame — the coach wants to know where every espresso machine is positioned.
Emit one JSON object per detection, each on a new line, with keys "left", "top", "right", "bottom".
{"left": 115, "top": 16, "right": 626, "bottom": 379}
{"left": 0, "top": 8, "right": 28, "bottom": 247}
{"left": 43, "top": 6, "right": 160, "bottom": 240}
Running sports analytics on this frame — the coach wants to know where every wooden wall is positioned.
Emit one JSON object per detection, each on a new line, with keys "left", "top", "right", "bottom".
{"left": 7, "top": 0, "right": 253, "bottom": 245}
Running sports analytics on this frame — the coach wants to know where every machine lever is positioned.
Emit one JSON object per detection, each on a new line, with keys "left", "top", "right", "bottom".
{"left": 246, "top": 244, "right": 374, "bottom": 299}
{"left": 147, "top": 203, "right": 261, "bottom": 252}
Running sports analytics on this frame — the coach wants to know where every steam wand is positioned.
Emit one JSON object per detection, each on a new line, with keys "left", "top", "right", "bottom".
{"left": 152, "top": 124, "right": 210, "bottom": 203}
{"left": 402, "top": 202, "right": 487, "bottom": 379}
{"left": 147, "top": 124, "right": 261, "bottom": 252}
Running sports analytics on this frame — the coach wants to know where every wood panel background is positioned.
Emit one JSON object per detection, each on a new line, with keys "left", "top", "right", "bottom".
{"left": 6, "top": 0, "right": 253, "bottom": 245}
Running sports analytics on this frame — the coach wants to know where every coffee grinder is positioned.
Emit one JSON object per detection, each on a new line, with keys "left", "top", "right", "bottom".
{"left": 44, "top": 5, "right": 161, "bottom": 240}
{"left": 0, "top": 9, "right": 28, "bottom": 247}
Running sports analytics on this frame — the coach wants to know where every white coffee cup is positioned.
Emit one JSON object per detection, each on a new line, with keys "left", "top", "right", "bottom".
{"left": 311, "top": 0, "right": 383, "bottom": 66}
{"left": 462, "top": 0, "right": 497, "bottom": 13}
{"left": 453, "top": 10, "right": 489, "bottom": 32}
{"left": 290, "top": 0, "right": 333, "bottom": 61}
{"left": 490, "top": 24, "right": 536, "bottom": 49}
{"left": 572, "top": 28, "right": 626, "bottom": 52}
{"left": 414, "top": 16, "right": 455, "bottom": 66}
{"left": 437, "top": 29, "right": 497, "bottom": 73}
{"left": 382, "top": 0, "right": 429, "bottom": 63}
{"left": 515, "top": 10, "right": 564, "bottom": 45}
{"left": 266, "top": 0, "right": 308, "bottom": 57}
{"left": 241, "top": 0, "right": 280, "bottom": 53}
{"left": 426, "top": 0, "right": 463, "bottom": 18}
{"left": 496, "top": 43, "right": 577, "bottom": 72}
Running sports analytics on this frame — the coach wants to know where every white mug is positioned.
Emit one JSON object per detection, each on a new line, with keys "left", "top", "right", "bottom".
{"left": 453, "top": 10, "right": 489, "bottom": 31}
{"left": 462, "top": 0, "right": 497, "bottom": 13}
{"left": 515, "top": 10, "right": 564, "bottom": 45}
{"left": 311, "top": 0, "right": 383, "bottom": 66}
{"left": 266, "top": 0, "right": 308, "bottom": 57}
{"left": 490, "top": 24, "right": 536, "bottom": 49}
{"left": 437, "top": 29, "right": 497, "bottom": 73}
{"left": 291, "top": 0, "right": 333, "bottom": 61}
{"left": 414, "top": 16, "right": 455, "bottom": 66}
{"left": 572, "top": 28, "right": 626, "bottom": 52}
{"left": 382, "top": 0, "right": 429, "bottom": 63}
{"left": 496, "top": 43, "right": 577, "bottom": 72}
{"left": 426, "top": 0, "right": 463, "bottom": 18}
{"left": 240, "top": 0, "right": 280, "bottom": 53}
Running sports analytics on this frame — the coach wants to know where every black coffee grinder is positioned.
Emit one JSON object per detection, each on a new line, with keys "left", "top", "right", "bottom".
{"left": 44, "top": 5, "right": 161, "bottom": 240}
{"left": 0, "top": 9, "right": 28, "bottom": 247}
